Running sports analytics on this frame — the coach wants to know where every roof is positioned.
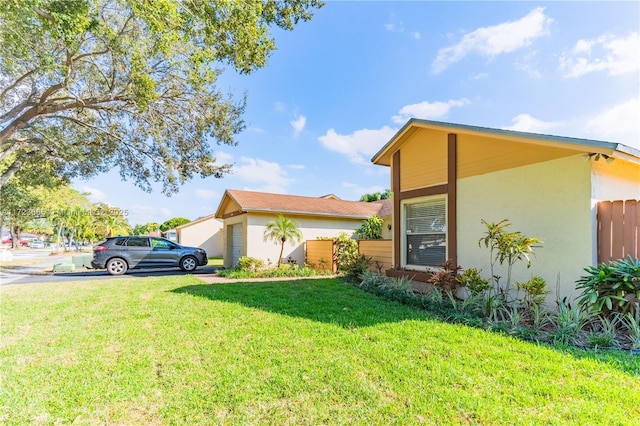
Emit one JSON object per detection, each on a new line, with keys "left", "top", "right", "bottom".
{"left": 175, "top": 213, "right": 221, "bottom": 230}
{"left": 215, "top": 189, "right": 392, "bottom": 220}
{"left": 372, "top": 118, "right": 640, "bottom": 166}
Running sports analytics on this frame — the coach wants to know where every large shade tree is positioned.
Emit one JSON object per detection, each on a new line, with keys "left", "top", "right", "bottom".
{"left": 263, "top": 214, "right": 302, "bottom": 267}
{"left": 0, "top": 0, "right": 322, "bottom": 192}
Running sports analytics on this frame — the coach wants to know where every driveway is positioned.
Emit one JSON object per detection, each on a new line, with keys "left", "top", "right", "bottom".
{"left": 0, "top": 249, "right": 220, "bottom": 285}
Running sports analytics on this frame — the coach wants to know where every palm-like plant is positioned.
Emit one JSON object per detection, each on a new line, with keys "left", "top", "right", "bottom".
{"left": 263, "top": 215, "right": 303, "bottom": 267}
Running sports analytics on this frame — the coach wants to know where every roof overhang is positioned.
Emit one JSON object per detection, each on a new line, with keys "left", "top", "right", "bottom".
{"left": 371, "top": 119, "right": 640, "bottom": 166}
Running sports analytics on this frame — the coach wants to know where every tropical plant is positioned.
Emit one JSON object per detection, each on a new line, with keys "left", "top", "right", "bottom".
{"left": 456, "top": 267, "right": 491, "bottom": 296}
{"left": 427, "top": 260, "right": 462, "bottom": 293}
{"left": 516, "top": 276, "right": 549, "bottom": 307}
{"left": 549, "top": 300, "right": 589, "bottom": 346}
{"left": 263, "top": 215, "right": 303, "bottom": 267}
{"left": 576, "top": 256, "right": 640, "bottom": 316}
{"left": 621, "top": 305, "right": 640, "bottom": 349}
{"left": 478, "top": 219, "right": 542, "bottom": 300}
{"left": 587, "top": 315, "right": 621, "bottom": 349}
{"left": 355, "top": 215, "right": 383, "bottom": 240}
{"left": 0, "top": 0, "right": 322, "bottom": 191}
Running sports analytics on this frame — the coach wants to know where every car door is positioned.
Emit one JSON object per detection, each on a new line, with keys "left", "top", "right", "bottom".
{"left": 123, "top": 237, "right": 152, "bottom": 267}
{"left": 149, "top": 237, "right": 181, "bottom": 267}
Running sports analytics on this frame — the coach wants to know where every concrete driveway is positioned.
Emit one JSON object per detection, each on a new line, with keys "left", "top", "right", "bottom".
{"left": 0, "top": 248, "right": 219, "bottom": 285}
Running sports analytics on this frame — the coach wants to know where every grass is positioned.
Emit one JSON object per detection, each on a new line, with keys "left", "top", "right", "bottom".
{"left": 1, "top": 277, "right": 639, "bottom": 425}
{"left": 207, "top": 256, "right": 223, "bottom": 267}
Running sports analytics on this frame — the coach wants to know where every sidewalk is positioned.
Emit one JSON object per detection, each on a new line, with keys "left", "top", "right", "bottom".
{"left": 0, "top": 252, "right": 73, "bottom": 275}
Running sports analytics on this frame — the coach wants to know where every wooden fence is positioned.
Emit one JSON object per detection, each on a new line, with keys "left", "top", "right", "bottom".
{"left": 306, "top": 239, "right": 336, "bottom": 273}
{"left": 597, "top": 199, "right": 639, "bottom": 263}
{"left": 305, "top": 239, "right": 392, "bottom": 273}
{"left": 358, "top": 239, "right": 392, "bottom": 273}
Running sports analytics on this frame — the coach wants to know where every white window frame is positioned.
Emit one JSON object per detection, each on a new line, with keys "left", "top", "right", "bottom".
{"left": 401, "top": 195, "right": 447, "bottom": 271}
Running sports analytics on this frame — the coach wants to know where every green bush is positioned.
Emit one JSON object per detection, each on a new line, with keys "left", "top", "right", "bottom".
{"left": 237, "top": 256, "right": 265, "bottom": 272}
{"left": 456, "top": 267, "right": 491, "bottom": 296}
{"left": 355, "top": 215, "right": 383, "bottom": 240}
{"left": 334, "top": 232, "right": 358, "bottom": 272}
{"left": 576, "top": 256, "right": 640, "bottom": 316}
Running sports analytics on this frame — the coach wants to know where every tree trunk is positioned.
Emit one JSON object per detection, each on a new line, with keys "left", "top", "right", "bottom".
{"left": 277, "top": 242, "right": 285, "bottom": 267}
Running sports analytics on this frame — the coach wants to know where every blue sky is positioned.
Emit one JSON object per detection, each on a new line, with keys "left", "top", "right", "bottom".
{"left": 74, "top": 1, "right": 640, "bottom": 226}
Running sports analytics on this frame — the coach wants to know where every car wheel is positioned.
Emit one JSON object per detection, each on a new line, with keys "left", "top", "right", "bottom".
{"left": 180, "top": 256, "right": 198, "bottom": 272}
{"left": 106, "top": 258, "right": 128, "bottom": 275}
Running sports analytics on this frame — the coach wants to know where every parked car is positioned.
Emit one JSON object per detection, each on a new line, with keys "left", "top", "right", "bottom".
{"left": 2, "top": 237, "right": 30, "bottom": 246}
{"left": 29, "top": 240, "right": 45, "bottom": 249}
{"left": 91, "top": 236, "right": 208, "bottom": 275}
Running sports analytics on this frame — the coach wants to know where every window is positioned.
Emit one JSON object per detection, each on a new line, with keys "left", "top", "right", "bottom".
{"left": 125, "top": 237, "right": 149, "bottom": 247}
{"left": 404, "top": 197, "right": 446, "bottom": 268}
{"left": 151, "top": 238, "right": 175, "bottom": 250}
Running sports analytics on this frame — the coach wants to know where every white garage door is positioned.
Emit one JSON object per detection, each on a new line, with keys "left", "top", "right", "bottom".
{"left": 231, "top": 223, "right": 243, "bottom": 267}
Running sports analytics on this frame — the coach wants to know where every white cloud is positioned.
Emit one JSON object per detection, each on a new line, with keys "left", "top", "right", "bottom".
{"left": 290, "top": 115, "right": 306, "bottom": 138}
{"left": 286, "top": 164, "right": 305, "bottom": 170}
{"left": 585, "top": 98, "right": 640, "bottom": 148}
{"left": 232, "top": 157, "right": 292, "bottom": 193}
{"left": 470, "top": 73, "right": 489, "bottom": 80}
{"left": 195, "top": 189, "right": 218, "bottom": 200}
{"left": 559, "top": 32, "right": 640, "bottom": 78}
{"left": 432, "top": 7, "right": 552, "bottom": 73}
{"left": 214, "top": 151, "right": 234, "bottom": 164}
{"left": 82, "top": 186, "right": 106, "bottom": 202}
{"left": 392, "top": 98, "right": 470, "bottom": 124}
{"left": 502, "top": 114, "right": 563, "bottom": 133}
{"left": 318, "top": 126, "right": 397, "bottom": 165}
{"left": 412, "top": 32, "right": 421, "bottom": 40}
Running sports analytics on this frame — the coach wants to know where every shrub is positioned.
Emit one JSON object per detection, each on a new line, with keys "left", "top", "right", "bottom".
{"left": 344, "top": 254, "right": 371, "bottom": 282}
{"left": 426, "top": 260, "right": 461, "bottom": 293}
{"left": 334, "top": 232, "right": 358, "bottom": 272}
{"left": 355, "top": 215, "right": 383, "bottom": 240}
{"left": 576, "top": 256, "right": 640, "bottom": 317}
{"left": 516, "top": 275, "right": 549, "bottom": 307}
{"left": 237, "top": 256, "right": 265, "bottom": 272}
{"left": 456, "top": 267, "right": 491, "bottom": 296}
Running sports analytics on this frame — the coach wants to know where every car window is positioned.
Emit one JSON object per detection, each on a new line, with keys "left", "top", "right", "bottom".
{"left": 113, "top": 238, "right": 127, "bottom": 246}
{"left": 125, "top": 237, "right": 149, "bottom": 247}
{"left": 151, "top": 238, "right": 175, "bottom": 249}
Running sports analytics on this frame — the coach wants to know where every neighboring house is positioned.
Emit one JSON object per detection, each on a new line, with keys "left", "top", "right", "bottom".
{"left": 175, "top": 214, "right": 223, "bottom": 257}
{"left": 372, "top": 119, "right": 640, "bottom": 301}
{"left": 214, "top": 189, "right": 392, "bottom": 268}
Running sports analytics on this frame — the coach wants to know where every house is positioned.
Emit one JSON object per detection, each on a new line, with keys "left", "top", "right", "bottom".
{"left": 175, "top": 214, "right": 223, "bottom": 257}
{"left": 214, "top": 189, "right": 392, "bottom": 268}
{"left": 372, "top": 119, "right": 640, "bottom": 301}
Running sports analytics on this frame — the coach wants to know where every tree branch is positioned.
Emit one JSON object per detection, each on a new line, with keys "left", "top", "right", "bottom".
{"left": 0, "top": 69, "right": 36, "bottom": 102}
{"left": 0, "top": 158, "right": 24, "bottom": 188}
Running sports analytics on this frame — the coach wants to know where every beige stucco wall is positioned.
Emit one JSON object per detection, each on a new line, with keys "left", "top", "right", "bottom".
{"left": 457, "top": 155, "right": 593, "bottom": 303}
{"left": 244, "top": 213, "right": 364, "bottom": 267}
{"left": 177, "top": 217, "right": 223, "bottom": 257}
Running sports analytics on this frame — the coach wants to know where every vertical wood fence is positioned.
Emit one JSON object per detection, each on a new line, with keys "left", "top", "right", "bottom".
{"left": 305, "top": 240, "right": 336, "bottom": 273}
{"left": 305, "top": 239, "right": 392, "bottom": 273}
{"left": 597, "top": 199, "right": 639, "bottom": 263}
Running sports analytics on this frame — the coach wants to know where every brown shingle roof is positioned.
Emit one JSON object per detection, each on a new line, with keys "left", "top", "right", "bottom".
{"left": 220, "top": 189, "right": 390, "bottom": 219}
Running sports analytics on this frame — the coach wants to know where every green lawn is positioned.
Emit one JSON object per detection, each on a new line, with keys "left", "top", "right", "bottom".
{"left": 1, "top": 277, "right": 639, "bottom": 425}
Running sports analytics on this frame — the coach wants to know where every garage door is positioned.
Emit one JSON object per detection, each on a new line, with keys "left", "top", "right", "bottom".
{"left": 231, "top": 223, "right": 243, "bottom": 267}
